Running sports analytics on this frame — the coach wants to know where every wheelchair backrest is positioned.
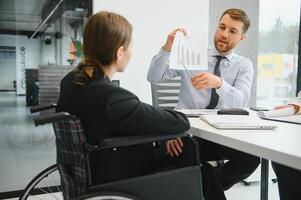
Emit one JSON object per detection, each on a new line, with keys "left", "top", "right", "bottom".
{"left": 52, "top": 116, "right": 87, "bottom": 200}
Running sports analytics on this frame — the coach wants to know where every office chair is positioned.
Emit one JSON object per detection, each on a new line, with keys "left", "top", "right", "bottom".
{"left": 150, "top": 76, "right": 181, "bottom": 110}
{"left": 30, "top": 105, "right": 204, "bottom": 200}
{"left": 150, "top": 77, "right": 225, "bottom": 169}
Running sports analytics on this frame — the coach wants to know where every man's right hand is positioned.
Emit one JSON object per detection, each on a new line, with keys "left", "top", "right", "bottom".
{"left": 162, "top": 28, "right": 187, "bottom": 52}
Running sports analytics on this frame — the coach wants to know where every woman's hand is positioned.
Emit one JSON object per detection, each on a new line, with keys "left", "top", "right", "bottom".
{"left": 165, "top": 137, "right": 184, "bottom": 157}
{"left": 275, "top": 104, "right": 299, "bottom": 113}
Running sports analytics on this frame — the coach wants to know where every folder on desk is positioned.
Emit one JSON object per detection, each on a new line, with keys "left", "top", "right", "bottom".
{"left": 257, "top": 108, "right": 301, "bottom": 125}
{"left": 176, "top": 109, "right": 219, "bottom": 117}
{"left": 199, "top": 115, "right": 277, "bottom": 130}
{"left": 260, "top": 115, "right": 301, "bottom": 125}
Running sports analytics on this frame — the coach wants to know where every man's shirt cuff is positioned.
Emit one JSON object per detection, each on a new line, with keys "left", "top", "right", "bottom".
{"left": 159, "top": 48, "right": 171, "bottom": 57}
{"left": 216, "top": 79, "right": 230, "bottom": 98}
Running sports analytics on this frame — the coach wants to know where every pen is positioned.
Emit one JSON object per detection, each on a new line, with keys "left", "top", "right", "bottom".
{"left": 181, "top": 61, "right": 193, "bottom": 77}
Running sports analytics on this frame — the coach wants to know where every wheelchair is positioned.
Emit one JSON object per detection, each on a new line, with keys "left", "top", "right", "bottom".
{"left": 20, "top": 104, "right": 204, "bottom": 200}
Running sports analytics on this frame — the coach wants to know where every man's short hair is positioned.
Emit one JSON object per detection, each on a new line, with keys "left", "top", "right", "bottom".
{"left": 220, "top": 8, "right": 250, "bottom": 34}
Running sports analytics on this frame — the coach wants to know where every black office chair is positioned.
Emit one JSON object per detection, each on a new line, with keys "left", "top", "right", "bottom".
{"left": 29, "top": 105, "right": 204, "bottom": 200}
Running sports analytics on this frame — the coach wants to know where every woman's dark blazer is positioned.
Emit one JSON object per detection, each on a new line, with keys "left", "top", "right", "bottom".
{"left": 56, "top": 70, "right": 190, "bottom": 145}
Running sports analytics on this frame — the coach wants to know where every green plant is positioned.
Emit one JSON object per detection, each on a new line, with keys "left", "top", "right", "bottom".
{"left": 71, "top": 37, "right": 83, "bottom": 59}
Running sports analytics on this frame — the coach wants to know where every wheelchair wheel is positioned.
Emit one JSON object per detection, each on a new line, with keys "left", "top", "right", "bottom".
{"left": 79, "top": 191, "right": 139, "bottom": 200}
{"left": 19, "top": 164, "right": 62, "bottom": 200}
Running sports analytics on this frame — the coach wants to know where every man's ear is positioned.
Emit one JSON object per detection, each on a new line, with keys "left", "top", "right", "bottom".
{"left": 240, "top": 34, "right": 246, "bottom": 41}
{"left": 116, "top": 46, "right": 124, "bottom": 61}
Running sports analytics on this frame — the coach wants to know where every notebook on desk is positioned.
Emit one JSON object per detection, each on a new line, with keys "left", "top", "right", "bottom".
{"left": 199, "top": 115, "right": 277, "bottom": 130}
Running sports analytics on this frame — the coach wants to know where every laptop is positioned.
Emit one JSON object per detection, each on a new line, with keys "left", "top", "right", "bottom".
{"left": 199, "top": 115, "right": 277, "bottom": 130}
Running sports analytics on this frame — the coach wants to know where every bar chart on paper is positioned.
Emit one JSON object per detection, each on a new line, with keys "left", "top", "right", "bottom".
{"left": 170, "top": 31, "right": 208, "bottom": 71}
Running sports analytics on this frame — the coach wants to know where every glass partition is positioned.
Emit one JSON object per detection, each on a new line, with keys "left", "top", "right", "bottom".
{"left": 0, "top": 0, "right": 91, "bottom": 196}
{"left": 257, "top": 0, "right": 301, "bottom": 107}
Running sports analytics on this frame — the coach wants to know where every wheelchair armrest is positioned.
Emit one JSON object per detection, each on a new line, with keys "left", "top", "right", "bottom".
{"left": 86, "top": 132, "right": 190, "bottom": 151}
{"left": 33, "top": 112, "right": 72, "bottom": 126}
{"left": 30, "top": 103, "right": 57, "bottom": 113}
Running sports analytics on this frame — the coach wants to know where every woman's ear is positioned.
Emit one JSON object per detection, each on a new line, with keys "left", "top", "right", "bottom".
{"left": 116, "top": 46, "right": 124, "bottom": 61}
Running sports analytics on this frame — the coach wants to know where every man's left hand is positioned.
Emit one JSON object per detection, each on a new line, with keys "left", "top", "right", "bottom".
{"left": 191, "top": 72, "right": 222, "bottom": 90}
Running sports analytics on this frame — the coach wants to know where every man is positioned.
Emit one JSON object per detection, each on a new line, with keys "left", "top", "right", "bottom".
{"left": 272, "top": 90, "right": 301, "bottom": 200}
{"left": 148, "top": 8, "right": 260, "bottom": 195}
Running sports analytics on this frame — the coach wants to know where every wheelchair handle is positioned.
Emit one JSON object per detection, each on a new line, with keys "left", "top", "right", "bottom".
{"left": 33, "top": 112, "right": 72, "bottom": 126}
{"left": 30, "top": 103, "right": 57, "bottom": 113}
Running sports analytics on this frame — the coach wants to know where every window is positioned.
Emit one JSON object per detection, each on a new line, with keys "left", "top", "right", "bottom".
{"left": 257, "top": 0, "right": 301, "bottom": 107}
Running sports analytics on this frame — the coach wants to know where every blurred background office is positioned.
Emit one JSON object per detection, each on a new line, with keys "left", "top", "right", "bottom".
{"left": 0, "top": 0, "right": 300, "bottom": 199}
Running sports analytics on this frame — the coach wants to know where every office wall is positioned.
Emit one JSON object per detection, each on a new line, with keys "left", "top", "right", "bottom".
{"left": 93, "top": 0, "right": 209, "bottom": 104}
{"left": 15, "top": 36, "right": 40, "bottom": 95}
{"left": 93, "top": 0, "right": 259, "bottom": 105}
{"left": 0, "top": 35, "right": 41, "bottom": 94}
{"left": 209, "top": 0, "right": 259, "bottom": 106}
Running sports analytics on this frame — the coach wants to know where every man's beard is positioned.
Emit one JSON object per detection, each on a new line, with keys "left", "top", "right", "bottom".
{"left": 215, "top": 40, "right": 233, "bottom": 54}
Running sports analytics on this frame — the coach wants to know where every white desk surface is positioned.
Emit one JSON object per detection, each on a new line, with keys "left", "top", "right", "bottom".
{"left": 189, "top": 115, "right": 301, "bottom": 170}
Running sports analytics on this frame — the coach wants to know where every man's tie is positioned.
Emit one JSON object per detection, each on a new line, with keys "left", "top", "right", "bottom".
{"left": 206, "top": 55, "right": 226, "bottom": 109}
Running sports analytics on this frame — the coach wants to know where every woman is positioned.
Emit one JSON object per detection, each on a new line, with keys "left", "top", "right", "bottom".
{"left": 272, "top": 90, "right": 301, "bottom": 200}
{"left": 56, "top": 10, "right": 190, "bottom": 182}
{"left": 57, "top": 11, "right": 227, "bottom": 200}
{"left": 274, "top": 90, "right": 301, "bottom": 114}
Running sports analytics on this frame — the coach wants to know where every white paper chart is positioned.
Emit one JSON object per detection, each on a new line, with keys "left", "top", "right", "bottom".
{"left": 170, "top": 31, "right": 208, "bottom": 71}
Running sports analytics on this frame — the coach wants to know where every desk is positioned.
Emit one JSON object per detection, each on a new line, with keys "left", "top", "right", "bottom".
{"left": 188, "top": 115, "right": 301, "bottom": 200}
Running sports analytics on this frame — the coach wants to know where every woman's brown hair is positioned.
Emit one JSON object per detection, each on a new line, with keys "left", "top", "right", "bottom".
{"left": 74, "top": 11, "right": 132, "bottom": 85}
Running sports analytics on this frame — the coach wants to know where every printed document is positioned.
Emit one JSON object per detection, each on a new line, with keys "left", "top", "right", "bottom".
{"left": 169, "top": 31, "right": 208, "bottom": 71}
